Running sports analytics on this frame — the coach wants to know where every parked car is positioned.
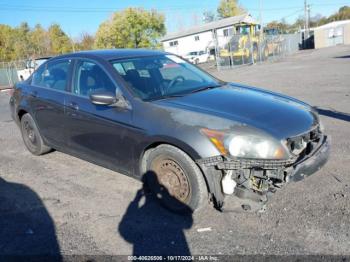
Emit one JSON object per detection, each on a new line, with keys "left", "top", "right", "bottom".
{"left": 9, "top": 49, "right": 330, "bottom": 213}
{"left": 17, "top": 57, "right": 51, "bottom": 81}
{"left": 183, "top": 51, "right": 209, "bottom": 64}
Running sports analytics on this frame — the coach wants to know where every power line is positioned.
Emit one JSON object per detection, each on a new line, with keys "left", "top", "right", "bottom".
{"left": 279, "top": 9, "right": 305, "bottom": 20}
{"left": 0, "top": 4, "right": 220, "bottom": 13}
{"left": 0, "top": 2, "right": 348, "bottom": 13}
{"left": 0, "top": 7, "right": 210, "bottom": 14}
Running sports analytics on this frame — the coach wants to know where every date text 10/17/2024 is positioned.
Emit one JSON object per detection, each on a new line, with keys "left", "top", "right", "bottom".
{"left": 127, "top": 256, "right": 219, "bottom": 261}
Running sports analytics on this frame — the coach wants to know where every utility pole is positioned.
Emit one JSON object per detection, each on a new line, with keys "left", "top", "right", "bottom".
{"left": 259, "top": 0, "right": 263, "bottom": 33}
{"left": 304, "top": 0, "right": 310, "bottom": 39}
{"left": 304, "top": 0, "right": 307, "bottom": 37}
{"left": 307, "top": 4, "right": 311, "bottom": 32}
{"left": 259, "top": 0, "right": 263, "bottom": 62}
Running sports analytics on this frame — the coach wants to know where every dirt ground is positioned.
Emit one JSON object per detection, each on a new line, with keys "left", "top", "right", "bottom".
{"left": 0, "top": 45, "right": 349, "bottom": 258}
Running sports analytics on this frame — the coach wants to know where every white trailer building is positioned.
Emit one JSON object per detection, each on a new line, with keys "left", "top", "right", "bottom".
{"left": 161, "top": 14, "right": 257, "bottom": 57}
{"left": 313, "top": 20, "right": 350, "bottom": 49}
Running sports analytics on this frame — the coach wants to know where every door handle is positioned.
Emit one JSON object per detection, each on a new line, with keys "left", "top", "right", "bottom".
{"left": 68, "top": 102, "right": 79, "bottom": 110}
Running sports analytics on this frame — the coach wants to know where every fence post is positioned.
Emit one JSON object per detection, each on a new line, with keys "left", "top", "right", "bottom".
{"left": 250, "top": 35, "right": 254, "bottom": 64}
{"left": 214, "top": 30, "right": 221, "bottom": 71}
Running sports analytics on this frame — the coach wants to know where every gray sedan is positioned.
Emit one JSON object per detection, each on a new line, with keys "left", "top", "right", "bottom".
{"left": 10, "top": 49, "right": 330, "bottom": 213}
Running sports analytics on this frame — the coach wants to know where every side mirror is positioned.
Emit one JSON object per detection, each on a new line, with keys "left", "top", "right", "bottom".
{"left": 90, "top": 91, "right": 117, "bottom": 106}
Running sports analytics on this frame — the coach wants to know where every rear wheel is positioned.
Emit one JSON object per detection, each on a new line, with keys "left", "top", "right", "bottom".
{"left": 144, "top": 144, "right": 208, "bottom": 213}
{"left": 20, "top": 113, "right": 51, "bottom": 155}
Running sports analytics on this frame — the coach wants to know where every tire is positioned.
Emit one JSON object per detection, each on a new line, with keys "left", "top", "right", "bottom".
{"left": 144, "top": 144, "right": 208, "bottom": 213}
{"left": 20, "top": 113, "right": 51, "bottom": 156}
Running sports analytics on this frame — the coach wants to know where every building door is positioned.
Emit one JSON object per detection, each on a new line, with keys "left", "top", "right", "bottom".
{"left": 327, "top": 26, "right": 344, "bottom": 47}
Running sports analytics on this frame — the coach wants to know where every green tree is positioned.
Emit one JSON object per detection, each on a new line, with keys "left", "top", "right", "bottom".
{"left": 286, "top": 16, "right": 305, "bottom": 32}
{"left": 29, "top": 24, "right": 50, "bottom": 56}
{"left": 203, "top": 11, "right": 216, "bottom": 23}
{"left": 328, "top": 6, "right": 350, "bottom": 21}
{"left": 0, "top": 24, "right": 16, "bottom": 61}
{"left": 217, "top": 0, "right": 245, "bottom": 19}
{"left": 94, "top": 8, "right": 166, "bottom": 49}
{"left": 309, "top": 14, "right": 327, "bottom": 28}
{"left": 48, "top": 24, "right": 73, "bottom": 54}
{"left": 266, "top": 19, "right": 290, "bottom": 33}
{"left": 76, "top": 32, "right": 95, "bottom": 51}
{"left": 12, "top": 22, "right": 31, "bottom": 59}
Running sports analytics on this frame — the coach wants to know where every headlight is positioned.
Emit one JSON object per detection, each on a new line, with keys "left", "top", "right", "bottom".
{"left": 226, "top": 135, "right": 285, "bottom": 158}
{"left": 201, "top": 128, "right": 287, "bottom": 159}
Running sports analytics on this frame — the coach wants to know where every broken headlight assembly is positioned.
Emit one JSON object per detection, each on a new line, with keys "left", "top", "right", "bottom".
{"left": 201, "top": 128, "right": 288, "bottom": 159}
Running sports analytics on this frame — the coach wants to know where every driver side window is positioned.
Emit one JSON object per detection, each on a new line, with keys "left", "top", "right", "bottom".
{"left": 73, "top": 61, "right": 116, "bottom": 96}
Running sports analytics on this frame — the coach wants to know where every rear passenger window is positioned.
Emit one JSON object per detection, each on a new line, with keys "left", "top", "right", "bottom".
{"left": 73, "top": 61, "right": 116, "bottom": 96}
{"left": 32, "top": 60, "right": 71, "bottom": 91}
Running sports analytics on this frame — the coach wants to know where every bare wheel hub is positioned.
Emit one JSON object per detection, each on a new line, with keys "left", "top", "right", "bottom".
{"left": 152, "top": 158, "right": 190, "bottom": 203}
{"left": 24, "top": 121, "right": 35, "bottom": 143}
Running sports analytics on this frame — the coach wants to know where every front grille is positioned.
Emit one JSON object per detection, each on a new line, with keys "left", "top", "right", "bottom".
{"left": 216, "top": 158, "right": 296, "bottom": 170}
{"left": 197, "top": 155, "right": 296, "bottom": 170}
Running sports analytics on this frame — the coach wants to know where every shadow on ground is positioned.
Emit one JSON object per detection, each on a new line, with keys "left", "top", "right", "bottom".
{"left": 0, "top": 178, "right": 61, "bottom": 260}
{"left": 118, "top": 172, "right": 193, "bottom": 256}
{"left": 316, "top": 107, "right": 350, "bottom": 122}
{"left": 334, "top": 55, "right": 350, "bottom": 59}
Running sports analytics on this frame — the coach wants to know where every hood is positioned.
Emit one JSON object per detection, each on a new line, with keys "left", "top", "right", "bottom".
{"left": 156, "top": 84, "right": 319, "bottom": 140}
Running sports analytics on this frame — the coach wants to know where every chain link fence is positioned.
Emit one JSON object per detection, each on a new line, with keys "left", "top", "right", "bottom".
{"left": 214, "top": 33, "right": 301, "bottom": 70}
{"left": 1, "top": 33, "right": 302, "bottom": 87}
{"left": 0, "top": 60, "right": 26, "bottom": 90}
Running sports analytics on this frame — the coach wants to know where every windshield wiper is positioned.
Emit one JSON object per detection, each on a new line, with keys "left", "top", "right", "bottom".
{"left": 148, "top": 93, "right": 186, "bottom": 101}
{"left": 190, "top": 84, "right": 222, "bottom": 94}
{"left": 147, "top": 83, "right": 224, "bottom": 101}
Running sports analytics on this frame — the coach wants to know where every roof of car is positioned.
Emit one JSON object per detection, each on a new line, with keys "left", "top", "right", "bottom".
{"left": 57, "top": 49, "right": 169, "bottom": 61}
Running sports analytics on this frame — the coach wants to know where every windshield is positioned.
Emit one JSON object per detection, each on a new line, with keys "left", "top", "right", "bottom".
{"left": 187, "top": 52, "right": 198, "bottom": 56}
{"left": 27, "top": 58, "right": 49, "bottom": 69}
{"left": 35, "top": 59, "right": 48, "bottom": 68}
{"left": 111, "top": 54, "right": 221, "bottom": 101}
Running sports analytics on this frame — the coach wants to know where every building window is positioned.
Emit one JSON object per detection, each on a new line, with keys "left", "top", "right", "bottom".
{"left": 223, "top": 28, "right": 233, "bottom": 37}
{"left": 194, "top": 35, "right": 200, "bottom": 41}
{"left": 169, "top": 40, "right": 178, "bottom": 47}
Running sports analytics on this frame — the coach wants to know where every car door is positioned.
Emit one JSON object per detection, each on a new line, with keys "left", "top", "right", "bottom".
{"left": 64, "top": 59, "right": 134, "bottom": 174}
{"left": 30, "top": 59, "right": 73, "bottom": 147}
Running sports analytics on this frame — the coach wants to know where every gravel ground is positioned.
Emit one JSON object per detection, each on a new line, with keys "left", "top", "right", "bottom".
{"left": 0, "top": 45, "right": 349, "bottom": 258}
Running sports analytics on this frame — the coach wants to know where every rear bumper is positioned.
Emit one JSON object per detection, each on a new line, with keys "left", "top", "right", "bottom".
{"left": 289, "top": 135, "right": 331, "bottom": 181}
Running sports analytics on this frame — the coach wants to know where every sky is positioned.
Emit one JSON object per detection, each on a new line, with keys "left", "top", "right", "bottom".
{"left": 0, "top": 0, "right": 349, "bottom": 39}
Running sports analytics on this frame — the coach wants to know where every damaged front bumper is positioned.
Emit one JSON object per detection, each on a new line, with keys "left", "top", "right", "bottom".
{"left": 197, "top": 135, "right": 331, "bottom": 212}
{"left": 288, "top": 135, "right": 330, "bottom": 182}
